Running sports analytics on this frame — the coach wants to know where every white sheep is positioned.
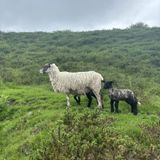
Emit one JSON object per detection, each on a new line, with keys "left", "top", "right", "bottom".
{"left": 40, "top": 63, "right": 104, "bottom": 109}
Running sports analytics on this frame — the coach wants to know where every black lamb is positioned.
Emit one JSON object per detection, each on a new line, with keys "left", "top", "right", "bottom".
{"left": 104, "top": 81, "right": 140, "bottom": 115}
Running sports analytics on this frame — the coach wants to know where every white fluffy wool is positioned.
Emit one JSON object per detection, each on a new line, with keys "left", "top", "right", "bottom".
{"left": 47, "top": 64, "right": 103, "bottom": 108}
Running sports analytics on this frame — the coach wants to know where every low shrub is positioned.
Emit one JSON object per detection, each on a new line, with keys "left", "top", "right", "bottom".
{"left": 34, "top": 110, "right": 160, "bottom": 160}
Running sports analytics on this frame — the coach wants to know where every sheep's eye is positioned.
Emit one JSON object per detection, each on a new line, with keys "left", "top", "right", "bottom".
{"left": 42, "top": 65, "right": 49, "bottom": 72}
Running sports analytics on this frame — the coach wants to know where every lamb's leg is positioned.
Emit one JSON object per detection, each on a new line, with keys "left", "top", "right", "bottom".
{"left": 74, "top": 95, "right": 80, "bottom": 105}
{"left": 115, "top": 101, "right": 120, "bottom": 113}
{"left": 77, "top": 96, "right": 80, "bottom": 104}
{"left": 127, "top": 98, "right": 138, "bottom": 115}
{"left": 131, "top": 103, "right": 138, "bottom": 115}
{"left": 131, "top": 104, "right": 134, "bottom": 113}
{"left": 86, "top": 93, "right": 92, "bottom": 107}
{"left": 100, "top": 93, "right": 104, "bottom": 109}
{"left": 66, "top": 95, "right": 70, "bottom": 107}
{"left": 110, "top": 99, "right": 114, "bottom": 112}
{"left": 91, "top": 91, "right": 96, "bottom": 99}
{"left": 91, "top": 91, "right": 98, "bottom": 104}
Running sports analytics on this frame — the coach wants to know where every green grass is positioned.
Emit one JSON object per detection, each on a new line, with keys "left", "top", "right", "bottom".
{"left": 0, "top": 85, "right": 65, "bottom": 160}
{"left": 0, "top": 84, "right": 160, "bottom": 159}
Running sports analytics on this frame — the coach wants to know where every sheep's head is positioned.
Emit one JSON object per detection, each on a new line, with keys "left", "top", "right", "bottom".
{"left": 104, "top": 81, "right": 113, "bottom": 89}
{"left": 40, "top": 64, "right": 51, "bottom": 74}
{"left": 40, "top": 63, "right": 59, "bottom": 74}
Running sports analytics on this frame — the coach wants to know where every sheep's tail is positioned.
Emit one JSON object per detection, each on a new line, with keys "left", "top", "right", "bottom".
{"left": 101, "top": 76, "right": 105, "bottom": 82}
{"left": 135, "top": 96, "right": 141, "bottom": 106}
{"left": 98, "top": 73, "right": 104, "bottom": 82}
{"left": 101, "top": 79, "right": 105, "bottom": 83}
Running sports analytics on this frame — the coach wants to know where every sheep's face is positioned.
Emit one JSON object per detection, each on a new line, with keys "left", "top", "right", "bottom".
{"left": 104, "top": 81, "right": 113, "bottom": 89}
{"left": 40, "top": 64, "right": 51, "bottom": 74}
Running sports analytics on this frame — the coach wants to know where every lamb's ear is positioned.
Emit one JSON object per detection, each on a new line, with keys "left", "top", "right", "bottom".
{"left": 110, "top": 81, "right": 114, "bottom": 84}
{"left": 48, "top": 63, "right": 51, "bottom": 67}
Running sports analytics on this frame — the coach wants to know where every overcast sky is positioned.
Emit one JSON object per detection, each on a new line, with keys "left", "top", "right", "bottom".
{"left": 0, "top": 0, "right": 160, "bottom": 32}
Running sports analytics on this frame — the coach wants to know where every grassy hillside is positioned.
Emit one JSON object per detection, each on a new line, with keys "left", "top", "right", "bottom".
{"left": 0, "top": 26, "right": 160, "bottom": 85}
{"left": 0, "top": 25, "right": 160, "bottom": 159}
{"left": 1, "top": 85, "right": 160, "bottom": 159}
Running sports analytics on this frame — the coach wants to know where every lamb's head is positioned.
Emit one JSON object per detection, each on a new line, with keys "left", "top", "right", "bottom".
{"left": 40, "top": 63, "right": 59, "bottom": 74}
{"left": 40, "top": 64, "right": 51, "bottom": 74}
{"left": 104, "top": 80, "right": 113, "bottom": 89}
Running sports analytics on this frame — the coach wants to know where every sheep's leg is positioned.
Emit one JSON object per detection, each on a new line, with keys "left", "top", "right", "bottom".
{"left": 95, "top": 92, "right": 104, "bottom": 108}
{"left": 115, "top": 101, "right": 120, "bottom": 113}
{"left": 110, "top": 99, "right": 114, "bottom": 112}
{"left": 87, "top": 91, "right": 103, "bottom": 108}
{"left": 86, "top": 93, "right": 92, "bottom": 107}
{"left": 97, "top": 95, "right": 103, "bottom": 110}
{"left": 66, "top": 95, "right": 70, "bottom": 107}
{"left": 94, "top": 93, "right": 103, "bottom": 110}
{"left": 92, "top": 90, "right": 102, "bottom": 110}
{"left": 74, "top": 95, "right": 80, "bottom": 105}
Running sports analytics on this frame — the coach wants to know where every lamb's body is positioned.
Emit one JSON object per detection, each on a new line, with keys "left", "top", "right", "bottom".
{"left": 40, "top": 64, "right": 103, "bottom": 109}
{"left": 109, "top": 88, "right": 136, "bottom": 102}
{"left": 104, "top": 81, "right": 139, "bottom": 115}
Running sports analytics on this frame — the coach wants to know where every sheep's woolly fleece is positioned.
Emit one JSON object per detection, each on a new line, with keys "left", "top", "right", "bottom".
{"left": 48, "top": 64, "right": 104, "bottom": 95}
